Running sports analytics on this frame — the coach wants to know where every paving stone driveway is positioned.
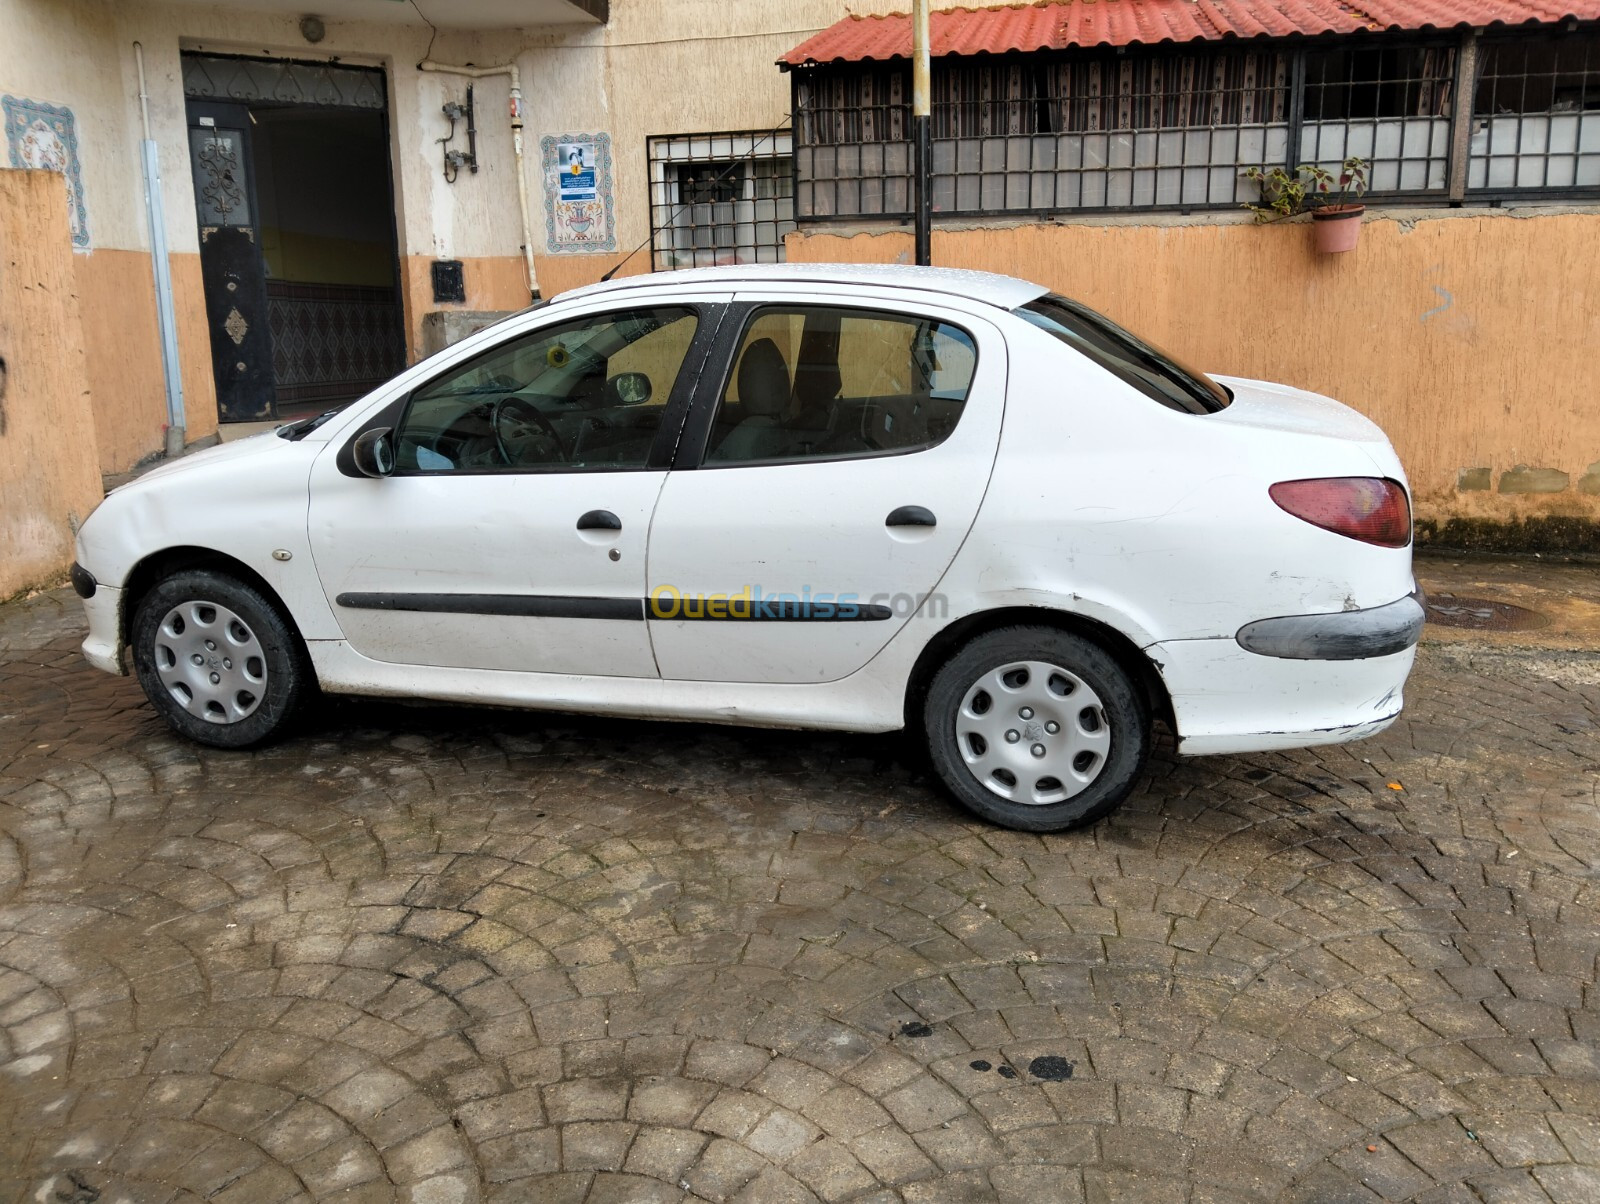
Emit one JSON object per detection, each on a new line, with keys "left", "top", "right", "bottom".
{"left": 2, "top": 586, "right": 1599, "bottom": 1204}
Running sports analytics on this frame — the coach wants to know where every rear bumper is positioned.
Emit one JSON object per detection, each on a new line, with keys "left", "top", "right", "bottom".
{"left": 80, "top": 584, "right": 126, "bottom": 675}
{"left": 1149, "top": 635, "right": 1414, "bottom": 757}
{"left": 1235, "top": 590, "right": 1425, "bottom": 660}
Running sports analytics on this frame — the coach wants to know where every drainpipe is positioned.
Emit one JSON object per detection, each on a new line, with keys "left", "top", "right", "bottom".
{"left": 418, "top": 59, "right": 540, "bottom": 301}
{"left": 911, "top": 0, "right": 932, "bottom": 267}
{"left": 134, "top": 41, "right": 187, "bottom": 457}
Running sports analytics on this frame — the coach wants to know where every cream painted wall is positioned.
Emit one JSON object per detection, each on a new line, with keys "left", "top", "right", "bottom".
{"left": 0, "top": 0, "right": 149, "bottom": 251}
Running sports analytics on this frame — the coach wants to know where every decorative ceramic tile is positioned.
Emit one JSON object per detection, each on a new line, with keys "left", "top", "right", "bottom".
{"left": 3, "top": 95, "right": 89, "bottom": 248}
{"left": 541, "top": 131, "right": 616, "bottom": 253}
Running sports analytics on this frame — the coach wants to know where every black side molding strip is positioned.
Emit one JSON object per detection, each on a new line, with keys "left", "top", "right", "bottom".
{"left": 336, "top": 592, "right": 897, "bottom": 622}
{"left": 338, "top": 593, "right": 644, "bottom": 621}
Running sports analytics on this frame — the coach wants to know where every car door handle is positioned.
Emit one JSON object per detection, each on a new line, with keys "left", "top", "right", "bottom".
{"left": 576, "top": 510, "right": 622, "bottom": 531}
{"left": 886, "top": 505, "right": 937, "bottom": 528}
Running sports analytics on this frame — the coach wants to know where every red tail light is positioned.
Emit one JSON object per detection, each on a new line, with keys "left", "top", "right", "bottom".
{"left": 1269, "top": 477, "right": 1412, "bottom": 548}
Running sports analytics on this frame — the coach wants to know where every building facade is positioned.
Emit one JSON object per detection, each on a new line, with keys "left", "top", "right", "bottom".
{"left": 2, "top": 0, "right": 1599, "bottom": 598}
{"left": 1, "top": 0, "right": 931, "bottom": 471}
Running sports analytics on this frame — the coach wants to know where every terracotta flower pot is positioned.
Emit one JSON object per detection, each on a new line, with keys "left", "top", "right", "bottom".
{"left": 1311, "top": 204, "right": 1364, "bottom": 253}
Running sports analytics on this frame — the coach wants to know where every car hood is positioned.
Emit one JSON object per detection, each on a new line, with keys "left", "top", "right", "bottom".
{"left": 1208, "top": 375, "right": 1392, "bottom": 447}
{"left": 113, "top": 428, "right": 290, "bottom": 491}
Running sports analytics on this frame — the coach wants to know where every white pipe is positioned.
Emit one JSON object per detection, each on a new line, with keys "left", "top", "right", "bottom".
{"left": 912, "top": 0, "right": 930, "bottom": 118}
{"left": 418, "top": 59, "right": 540, "bottom": 300}
{"left": 134, "top": 41, "right": 187, "bottom": 456}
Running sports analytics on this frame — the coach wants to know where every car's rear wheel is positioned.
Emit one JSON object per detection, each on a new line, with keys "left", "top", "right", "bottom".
{"left": 131, "top": 569, "right": 308, "bottom": 749}
{"left": 923, "top": 626, "right": 1149, "bottom": 832}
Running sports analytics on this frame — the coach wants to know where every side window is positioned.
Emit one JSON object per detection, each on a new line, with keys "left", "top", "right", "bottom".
{"left": 394, "top": 306, "right": 699, "bottom": 472}
{"left": 704, "top": 306, "right": 977, "bottom": 466}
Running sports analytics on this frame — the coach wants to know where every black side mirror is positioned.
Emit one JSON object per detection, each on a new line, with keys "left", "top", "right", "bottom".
{"left": 608, "top": 371, "right": 652, "bottom": 406}
{"left": 352, "top": 427, "right": 395, "bottom": 478}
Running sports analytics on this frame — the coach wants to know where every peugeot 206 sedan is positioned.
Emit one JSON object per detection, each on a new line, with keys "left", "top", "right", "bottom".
{"left": 71, "top": 264, "right": 1423, "bottom": 832}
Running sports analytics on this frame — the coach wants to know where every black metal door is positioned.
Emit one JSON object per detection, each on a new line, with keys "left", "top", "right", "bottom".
{"left": 187, "top": 101, "right": 275, "bottom": 421}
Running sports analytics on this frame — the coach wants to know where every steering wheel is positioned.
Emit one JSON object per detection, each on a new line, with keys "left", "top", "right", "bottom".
{"left": 491, "top": 396, "right": 567, "bottom": 466}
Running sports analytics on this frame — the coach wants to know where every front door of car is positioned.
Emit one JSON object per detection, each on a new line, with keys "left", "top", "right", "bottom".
{"left": 645, "top": 297, "right": 1007, "bottom": 683}
{"left": 307, "top": 300, "right": 721, "bottom": 677}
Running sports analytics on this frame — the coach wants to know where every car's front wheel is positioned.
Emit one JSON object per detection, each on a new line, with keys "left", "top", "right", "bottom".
{"left": 130, "top": 569, "right": 308, "bottom": 749}
{"left": 923, "top": 626, "right": 1150, "bottom": 832}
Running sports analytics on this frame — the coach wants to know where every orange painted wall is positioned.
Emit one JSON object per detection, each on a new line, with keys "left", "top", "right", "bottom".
{"left": 400, "top": 255, "right": 530, "bottom": 364}
{"left": 73, "top": 251, "right": 164, "bottom": 474}
{"left": 0, "top": 170, "right": 102, "bottom": 597}
{"left": 70, "top": 249, "right": 218, "bottom": 474}
{"left": 532, "top": 252, "right": 651, "bottom": 301}
{"left": 170, "top": 253, "right": 220, "bottom": 444}
{"left": 788, "top": 212, "right": 1600, "bottom": 525}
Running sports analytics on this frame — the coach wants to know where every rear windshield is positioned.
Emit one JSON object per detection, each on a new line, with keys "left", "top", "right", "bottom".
{"left": 1015, "top": 294, "right": 1231, "bottom": 414}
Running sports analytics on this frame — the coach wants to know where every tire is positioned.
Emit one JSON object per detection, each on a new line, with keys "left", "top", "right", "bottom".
{"left": 130, "top": 569, "right": 309, "bottom": 749}
{"left": 922, "top": 626, "right": 1150, "bottom": 832}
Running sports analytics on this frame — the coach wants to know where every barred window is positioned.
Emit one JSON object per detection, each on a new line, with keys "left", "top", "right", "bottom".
{"left": 1301, "top": 44, "right": 1455, "bottom": 194}
{"left": 1471, "top": 31, "right": 1600, "bottom": 192}
{"left": 790, "top": 27, "right": 1600, "bottom": 221}
{"left": 796, "top": 50, "right": 1292, "bottom": 216}
{"left": 648, "top": 132, "right": 796, "bottom": 270}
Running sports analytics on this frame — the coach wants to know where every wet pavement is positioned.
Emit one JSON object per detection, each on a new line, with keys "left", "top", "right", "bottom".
{"left": 1, "top": 557, "right": 1598, "bottom": 1203}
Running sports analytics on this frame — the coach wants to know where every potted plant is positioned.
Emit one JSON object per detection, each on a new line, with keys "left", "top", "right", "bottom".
{"left": 1243, "top": 157, "right": 1370, "bottom": 253}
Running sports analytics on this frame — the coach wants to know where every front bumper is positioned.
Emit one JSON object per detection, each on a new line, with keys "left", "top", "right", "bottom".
{"left": 80, "top": 583, "right": 126, "bottom": 675}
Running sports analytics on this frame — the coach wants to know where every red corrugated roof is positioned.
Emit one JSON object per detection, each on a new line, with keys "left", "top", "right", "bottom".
{"left": 780, "top": 1, "right": 1600, "bottom": 67}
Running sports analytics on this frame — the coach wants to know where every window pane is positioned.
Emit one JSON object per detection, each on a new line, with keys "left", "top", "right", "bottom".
{"left": 705, "top": 306, "right": 976, "bottom": 466}
{"left": 1016, "top": 295, "right": 1230, "bottom": 415}
{"left": 1470, "top": 33, "right": 1600, "bottom": 193}
{"left": 395, "top": 307, "right": 697, "bottom": 472}
{"left": 648, "top": 131, "right": 796, "bottom": 269}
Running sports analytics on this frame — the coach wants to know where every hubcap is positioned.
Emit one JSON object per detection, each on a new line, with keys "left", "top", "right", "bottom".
{"left": 956, "top": 660, "right": 1111, "bottom": 805}
{"left": 152, "top": 601, "right": 267, "bottom": 725}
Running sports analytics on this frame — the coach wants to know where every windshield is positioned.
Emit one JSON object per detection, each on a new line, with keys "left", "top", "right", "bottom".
{"left": 1015, "top": 294, "right": 1231, "bottom": 414}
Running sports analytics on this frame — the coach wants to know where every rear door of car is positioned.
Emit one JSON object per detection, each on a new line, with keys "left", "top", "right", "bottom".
{"left": 644, "top": 289, "right": 1008, "bottom": 684}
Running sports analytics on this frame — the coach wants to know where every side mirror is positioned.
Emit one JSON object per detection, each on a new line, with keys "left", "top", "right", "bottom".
{"left": 609, "top": 371, "right": 652, "bottom": 406}
{"left": 352, "top": 427, "right": 395, "bottom": 478}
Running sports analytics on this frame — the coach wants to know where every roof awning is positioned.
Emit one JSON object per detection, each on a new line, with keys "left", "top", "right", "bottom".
{"left": 780, "top": 0, "right": 1600, "bottom": 68}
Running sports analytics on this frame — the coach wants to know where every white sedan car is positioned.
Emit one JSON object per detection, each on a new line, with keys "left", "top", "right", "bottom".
{"left": 72, "top": 264, "right": 1422, "bottom": 832}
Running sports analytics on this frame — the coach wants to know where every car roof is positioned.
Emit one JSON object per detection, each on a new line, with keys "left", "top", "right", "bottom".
{"left": 554, "top": 262, "right": 1050, "bottom": 312}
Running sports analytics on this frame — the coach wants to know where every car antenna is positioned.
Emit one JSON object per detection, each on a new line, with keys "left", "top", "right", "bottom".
{"left": 598, "top": 116, "right": 794, "bottom": 283}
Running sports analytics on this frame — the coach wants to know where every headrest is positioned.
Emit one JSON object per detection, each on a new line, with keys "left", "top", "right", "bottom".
{"left": 737, "top": 339, "right": 791, "bottom": 418}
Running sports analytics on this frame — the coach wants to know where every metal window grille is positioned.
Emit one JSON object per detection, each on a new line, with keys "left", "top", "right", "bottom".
{"left": 182, "top": 53, "right": 386, "bottom": 111}
{"left": 796, "top": 50, "right": 1293, "bottom": 217}
{"left": 1299, "top": 43, "right": 1455, "bottom": 195}
{"left": 1470, "top": 31, "right": 1600, "bottom": 194}
{"left": 647, "top": 131, "right": 796, "bottom": 270}
{"left": 791, "top": 27, "right": 1600, "bottom": 221}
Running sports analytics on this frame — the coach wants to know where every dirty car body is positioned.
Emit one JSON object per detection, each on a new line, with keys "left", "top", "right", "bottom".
{"left": 72, "top": 264, "right": 1422, "bottom": 831}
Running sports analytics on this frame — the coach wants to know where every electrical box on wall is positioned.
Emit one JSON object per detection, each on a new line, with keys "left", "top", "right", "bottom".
{"left": 431, "top": 260, "right": 466, "bottom": 304}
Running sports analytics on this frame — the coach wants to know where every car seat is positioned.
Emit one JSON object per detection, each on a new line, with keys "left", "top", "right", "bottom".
{"left": 712, "top": 338, "right": 793, "bottom": 462}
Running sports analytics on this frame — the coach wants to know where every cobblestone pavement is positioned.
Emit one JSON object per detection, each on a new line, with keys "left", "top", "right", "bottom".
{"left": 2, "top": 576, "right": 1599, "bottom": 1204}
